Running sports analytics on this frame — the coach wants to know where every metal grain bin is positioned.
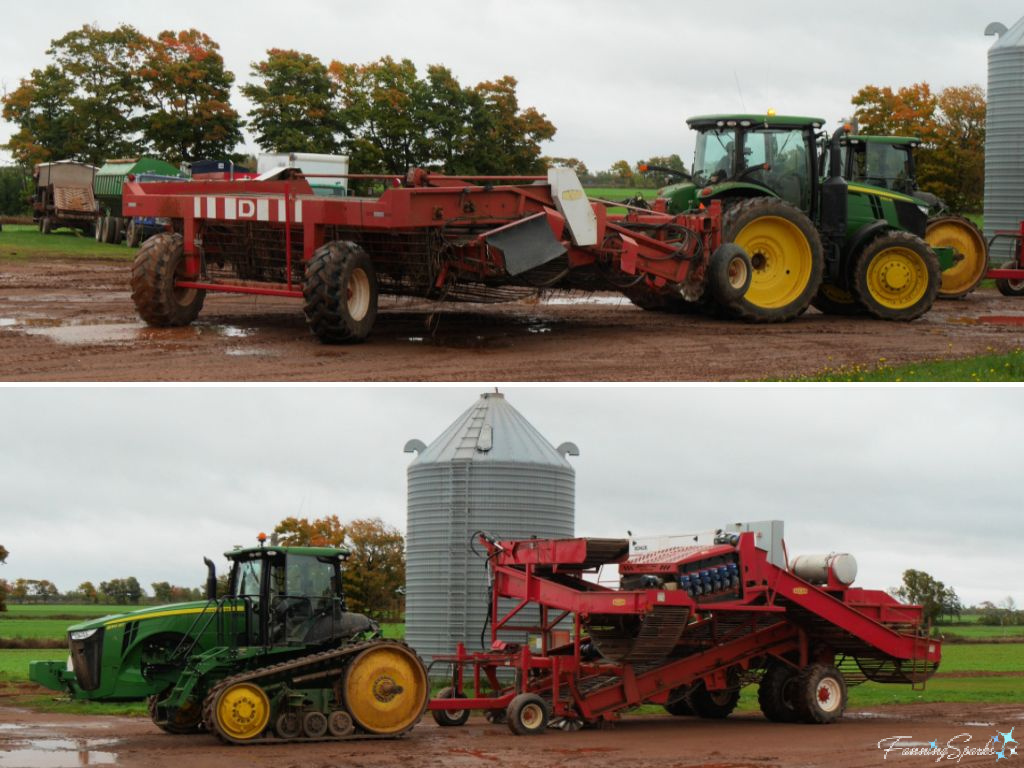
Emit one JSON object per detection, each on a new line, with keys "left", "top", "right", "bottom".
{"left": 404, "top": 392, "right": 578, "bottom": 661}
{"left": 985, "top": 17, "right": 1024, "bottom": 261}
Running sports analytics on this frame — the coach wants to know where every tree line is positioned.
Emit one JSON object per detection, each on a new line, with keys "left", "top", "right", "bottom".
{"left": 0, "top": 515, "right": 405, "bottom": 621}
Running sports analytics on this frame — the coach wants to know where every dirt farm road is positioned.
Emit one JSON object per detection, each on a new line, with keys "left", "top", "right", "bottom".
{"left": 1, "top": 257, "right": 1024, "bottom": 381}
{"left": 1, "top": 701, "right": 1021, "bottom": 768}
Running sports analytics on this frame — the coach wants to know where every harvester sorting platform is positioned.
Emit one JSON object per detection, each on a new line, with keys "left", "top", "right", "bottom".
{"left": 123, "top": 167, "right": 755, "bottom": 343}
{"left": 428, "top": 520, "right": 940, "bottom": 735}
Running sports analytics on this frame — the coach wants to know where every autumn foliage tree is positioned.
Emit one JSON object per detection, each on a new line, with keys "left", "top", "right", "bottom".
{"left": 273, "top": 515, "right": 405, "bottom": 620}
{"left": 851, "top": 82, "right": 986, "bottom": 212}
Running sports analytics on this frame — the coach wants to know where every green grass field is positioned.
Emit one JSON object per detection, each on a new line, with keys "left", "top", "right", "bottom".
{"left": 791, "top": 348, "right": 1024, "bottom": 383}
{"left": 0, "top": 224, "right": 132, "bottom": 260}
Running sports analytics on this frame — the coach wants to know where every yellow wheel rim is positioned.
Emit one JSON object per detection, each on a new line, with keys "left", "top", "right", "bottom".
{"left": 215, "top": 682, "right": 270, "bottom": 740}
{"left": 864, "top": 246, "right": 929, "bottom": 309}
{"left": 344, "top": 645, "right": 427, "bottom": 735}
{"left": 733, "top": 216, "right": 813, "bottom": 309}
{"left": 926, "top": 219, "right": 987, "bottom": 297}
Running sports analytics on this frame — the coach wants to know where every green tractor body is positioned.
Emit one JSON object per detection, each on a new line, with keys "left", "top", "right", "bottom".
{"left": 656, "top": 114, "right": 949, "bottom": 320}
{"left": 29, "top": 541, "right": 427, "bottom": 743}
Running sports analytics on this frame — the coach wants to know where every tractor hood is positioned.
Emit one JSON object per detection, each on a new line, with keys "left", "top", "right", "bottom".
{"left": 65, "top": 599, "right": 217, "bottom": 636}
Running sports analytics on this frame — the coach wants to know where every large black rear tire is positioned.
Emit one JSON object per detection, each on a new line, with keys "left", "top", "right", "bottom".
{"left": 758, "top": 662, "right": 800, "bottom": 722}
{"left": 721, "top": 197, "right": 823, "bottom": 323}
{"left": 130, "top": 232, "right": 205, "bottom": 327}
{"left": 303, "top": 240, "right": 378, "bottom": 344}
{"left": 688, "top": 681, "right": 739, "bottom": 719}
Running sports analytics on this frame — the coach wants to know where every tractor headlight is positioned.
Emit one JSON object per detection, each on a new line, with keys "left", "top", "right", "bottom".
{"left": 70, "top": 628, "right": 98, "bottom": 641}
{"left": 918, "top": 205, "right": 929, "bottom": 215}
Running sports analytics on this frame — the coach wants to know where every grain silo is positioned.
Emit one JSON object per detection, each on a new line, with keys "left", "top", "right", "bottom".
{"left": 404, "top": 392, "right": 577, "bottom": 660}
{"left": 985, "top": 17, "right": 1024, "bottom": 261}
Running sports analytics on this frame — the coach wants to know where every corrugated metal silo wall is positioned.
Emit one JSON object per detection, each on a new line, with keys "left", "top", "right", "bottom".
{"left": 985, "top": 37, "right": 1024, "bottom": 261}
{"left": 406, "top": 460, "right": 574, "bottom": 662}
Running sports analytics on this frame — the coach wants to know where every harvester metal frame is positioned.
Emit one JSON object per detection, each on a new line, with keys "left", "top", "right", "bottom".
{"left": 987, "top": 221, "right": 1024, "bottom": 296}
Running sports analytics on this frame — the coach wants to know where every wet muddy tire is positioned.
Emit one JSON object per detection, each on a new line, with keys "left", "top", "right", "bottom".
{"left": 706, "top": 243, "right": 753, "bottom": 310}
{"left": 130, "top": 232, "right": 205, "bottom": 327}
{"left": 795, "top": 663, "right": 847, "bottom": 724}
{"left": 126, "top": 218, "right": 144, "bottom": 248}
{"left": 811, "top": 283, "right": 867, "bottom": 316}
{"left": 431, "top": 687, "right": 470, "bottom": 727}
{"left": 758, "top": 662, "right": 800, "bottom": 723}
{"left": 95, "top": 217, "right": 105, "bottom": 241}
{"left": 664, "top": 687, "right": 694, "bottom": 717}
{"left": 722, "top": 197, "right": 823, "bottom": 323}
{"left": 303, "top": 240, "right": 378, "bottom": 344}
{"left": 996, "top": 261, "right": 1024, "bottom": 297}
{"left": 926, "top": 215, "right": 988, "bottom": 299}
{"left": 852, "top": 231, "right": 940, "bottom": 321}
{"left": 507, "top": 693, "right": 549, "bottom": 736}
{"left": 688, "top": 682, "right": 740, "bottom": 719}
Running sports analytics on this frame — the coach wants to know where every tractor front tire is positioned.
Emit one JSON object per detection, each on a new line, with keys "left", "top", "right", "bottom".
{"left": 130, "top": 232, "right": 205, "bottom": 327}
{"left": 432, "top": 687, "right": 471, "bottom": 727}
{"left": 722, "top": 197, "right": 823, "bottom": 323}
{"left": 758, "top": 662, "right": 800, "bottom": 723}
{"left": 795, "top": 663, "right": 847, "bottom": 724}
{"left": 506, "top": 693, "right": 550, "bottom": 736}
{"left": 926, "top": 215, "right": 988, "bottom": 299}
{"left": 853, "top": 231, "right": 940, "bottom": 321}
{"left": 303, "top": 240, "right": 378, "bottom": 344}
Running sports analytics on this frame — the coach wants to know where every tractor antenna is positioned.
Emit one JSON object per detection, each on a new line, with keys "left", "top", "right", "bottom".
{"left": 733, "top": 71, "right": 747, "bottom": 111}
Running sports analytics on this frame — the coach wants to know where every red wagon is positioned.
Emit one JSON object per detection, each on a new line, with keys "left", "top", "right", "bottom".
{"left": 427, "top": 523, "right": 940, "bottom": 735}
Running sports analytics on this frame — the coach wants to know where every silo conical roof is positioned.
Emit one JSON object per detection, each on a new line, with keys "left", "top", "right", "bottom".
{"left": 989, "top": 18, "right": 1024, "bottom": 49}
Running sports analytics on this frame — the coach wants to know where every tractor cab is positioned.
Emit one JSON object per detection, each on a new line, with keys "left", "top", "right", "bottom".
{"left": 840, "top": 135, "right": 919, "bottom": 196}
{"left": 225, "top": 537, "right": 377, "bottom": 647}
{"left": 661, "top": 114, "right": 825, "bottom": 215}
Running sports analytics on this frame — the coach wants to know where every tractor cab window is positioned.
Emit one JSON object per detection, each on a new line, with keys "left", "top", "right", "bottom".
{"left": 268, "top": 554, "right": 340, "bottom": 644}
{"left": 851, "top": 143, "right": 913, "bottom": 194}
{"left": 234, "top": 558, "right": 263, "bottom": 601}
{"left": 693, "top": 128, "right": 737, "bottom": 185}
{"left": 744, "top": 128, "right": 811, "bottom": 209}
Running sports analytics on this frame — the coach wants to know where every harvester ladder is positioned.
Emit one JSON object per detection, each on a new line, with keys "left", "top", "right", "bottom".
{"left": 446, "top": 459, "right": 471, "bottom": 644}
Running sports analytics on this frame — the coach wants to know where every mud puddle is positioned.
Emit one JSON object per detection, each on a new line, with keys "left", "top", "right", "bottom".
{"left": 2, "top": 318, "right": 256, "bottom": 348}
{"left": 0, "top": 737, "right": 117, "bottom": 767}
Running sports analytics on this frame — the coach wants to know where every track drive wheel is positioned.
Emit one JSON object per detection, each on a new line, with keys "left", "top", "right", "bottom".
{"left": 506, "top": 693, "right": 550, "bottom": 736}
{"left": 926, "top": 216, "right": 987, "bottom": 299}
{"left": 852, "top": 231, "right": 940, "bottom": 321}
{"left": 996, "top": 261, "right": 1024, "bottom": 297}
{"left": 688, "top": 681, "right": 740, "bottom": 719}
{"left": 722, "top": 197, "right": 823, "bottom": 323}
{"left": 207, "top": 681, "right": 271, "bottom": 741}
{"left": 432, "top": 686, "right": 470, "bottom": 727}
{"left": 343, "top": 642, "right": 428, "bottom": 735}
{"left": 131, "top": 232, "right": 205, "bottom": 327}
{"left": 795, "top": 663, "right": 847, "bottom": 724}
{"left": 758, "top": 662, "right": 800, "bottom": 723}
{"left": 303, "top": 240, "right": 378, "bottom": 344}
{"left": 811, "top": 283, "right": 867, "bottom": 316}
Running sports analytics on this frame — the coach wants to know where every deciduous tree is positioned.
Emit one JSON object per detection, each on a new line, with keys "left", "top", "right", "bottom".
{"left": 892, "top": 569, "right": 948, "bottom": 626}
{"left": 2, "top": 64, "right": 83, "bottom": 166}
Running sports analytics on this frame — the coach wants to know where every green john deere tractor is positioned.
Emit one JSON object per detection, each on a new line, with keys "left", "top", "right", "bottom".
{"left": 29, "top": 537, "right": 428, "bottom": 744}
{"left": 653, "top": 114, "right": 952, "bottom": 322}
{"left": 838, "top": 133, "right": 988, "bottom": 300}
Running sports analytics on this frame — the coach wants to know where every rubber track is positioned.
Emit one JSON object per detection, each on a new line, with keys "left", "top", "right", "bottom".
{"left": 201, "top": 639, "right": 424, "bottom": 745}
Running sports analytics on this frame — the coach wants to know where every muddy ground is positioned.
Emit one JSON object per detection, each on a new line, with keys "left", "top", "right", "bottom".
{"left": 1, "top": 257, "right": 1023, "bottom": 382}
{"left": 1, "top": 701, "right": 1021, "bottom": 768}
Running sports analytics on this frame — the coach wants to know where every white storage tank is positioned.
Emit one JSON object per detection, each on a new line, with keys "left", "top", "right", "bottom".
{"left": 985, "top": 17, "right": 1024, "bottom": 261}
{"left": 257, "top": 152, "right": 350, "bottom": 196}
{"left": 404, "top": 392, "right": 577, "bottom": 661}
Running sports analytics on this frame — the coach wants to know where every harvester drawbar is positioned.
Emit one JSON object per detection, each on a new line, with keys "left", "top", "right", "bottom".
{"left": 428, "top": 521, "right": 940, "bottom": 735}
{"left": 123, "top": 168, "right": 753, "bottom": 343}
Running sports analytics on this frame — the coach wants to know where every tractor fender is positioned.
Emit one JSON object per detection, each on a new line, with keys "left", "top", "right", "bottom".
{"left": 843, "top": 220, "right": 893, "bottom": 264}
{"left": 699, "top": 182, "right": 779, "bottom": 207}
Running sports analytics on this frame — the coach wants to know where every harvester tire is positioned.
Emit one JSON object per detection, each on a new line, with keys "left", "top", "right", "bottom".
{"left": 507, "top": 693, "right": 549, "bottom": 735}
{"left": 432, "top": 687, "right": 470, "bottom": 727}
{"left": 810, "top": 283, "right": 867, "bottom": 316}
{"left": 688, "top": 682, "right": 740, "bottom": 719}
{"left": 303, "top": 240, "right": 378, "bottom": 344}
{"left": 721, "top": 197, "right": 823, "bottom": 323}
{"left": 663, "top": 687, "right": 694, "bottom": 716}
{"left": 707, "top": 243, "right": 753, "bottom": 309}
{"left": 758, "top": 662, "right": 800, "bottom": 723}
{"left": 621, "top": 284, "right": 706, "bottom": 315}
{"left": 131, "top": 232, "right": 205, "bottom": 327}
{"left": 106, "top": 216, "right": 122, "bottom": 244}
{"left": 95, "top": 217, "right": 104, "bottom": 241}
{"left": 996, "top": 261, "right": 1024, "bottom": 297}
{"left": 126, "top": 218, "right": 144, "bottom": 248}
{"left": 852, "top": 231, "right": 940, "bottom": 321}
{"left": 926, "top": 216, "right": 987, "bottom": 299}
{"left": 794, "top": 663, "right": 847, "bottom": 724}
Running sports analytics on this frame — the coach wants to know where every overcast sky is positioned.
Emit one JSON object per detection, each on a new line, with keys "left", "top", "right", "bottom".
{"left": 1, "top": 1, "right": 1020, "bottom": 171}
{"left": 0, "top": 386, "right": 1021, "bottom": 610}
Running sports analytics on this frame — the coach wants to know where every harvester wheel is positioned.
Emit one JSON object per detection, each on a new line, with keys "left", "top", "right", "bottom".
{"left": 506, "top": 693, "right": 550, "bottom": 736}
{"left": 432, "top": 687, "right": 470, "bottom": 727}
{"left": 131, "top": 232, "right": 205, "bottom": 327}
{"left": 852, "top": 231, "right": 940, "bottom": 321}
{"left": 794, "top": 663, "right": 847, "bottom": 724}
{"left": 342, "top": 642, "right": 428, "bottom": 735}
{"left": 303, "top": 240, "right": 378, "bottom": 344}
{"left": 208, "top": 681, "right": 271, "bottom": 741}
{"left": 996, "top": 261, "right": 1024, "bottom": 297}
{"left": 621, "top": 283, "right": 706, "bottom": 315}
{"left": 721, "top": 197, "right": 823, "bottom": 323}
{"left": 484, "top": 709, "right": 508, "bottom": 725}
{"left": 926, "top": 216, "right": 988, "bottom": 299}
{"left": 663, "top": 687, "right": 694, "bottom": 717}
{"left": 706, "top": 243, "right": 753, "bottom": 309}
{"left": 758, "top": 662, "right": 800, "bottom": 723}
{"left": 810, "top": 283, "right": 867, "bottom": 316}
{"left": 688, "top": 682, "right": 739, "bottom": 719}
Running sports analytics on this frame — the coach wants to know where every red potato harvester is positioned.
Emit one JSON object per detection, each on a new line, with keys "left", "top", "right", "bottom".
{"left": 427, "top": 520, "right": 940, "bottom": 735}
